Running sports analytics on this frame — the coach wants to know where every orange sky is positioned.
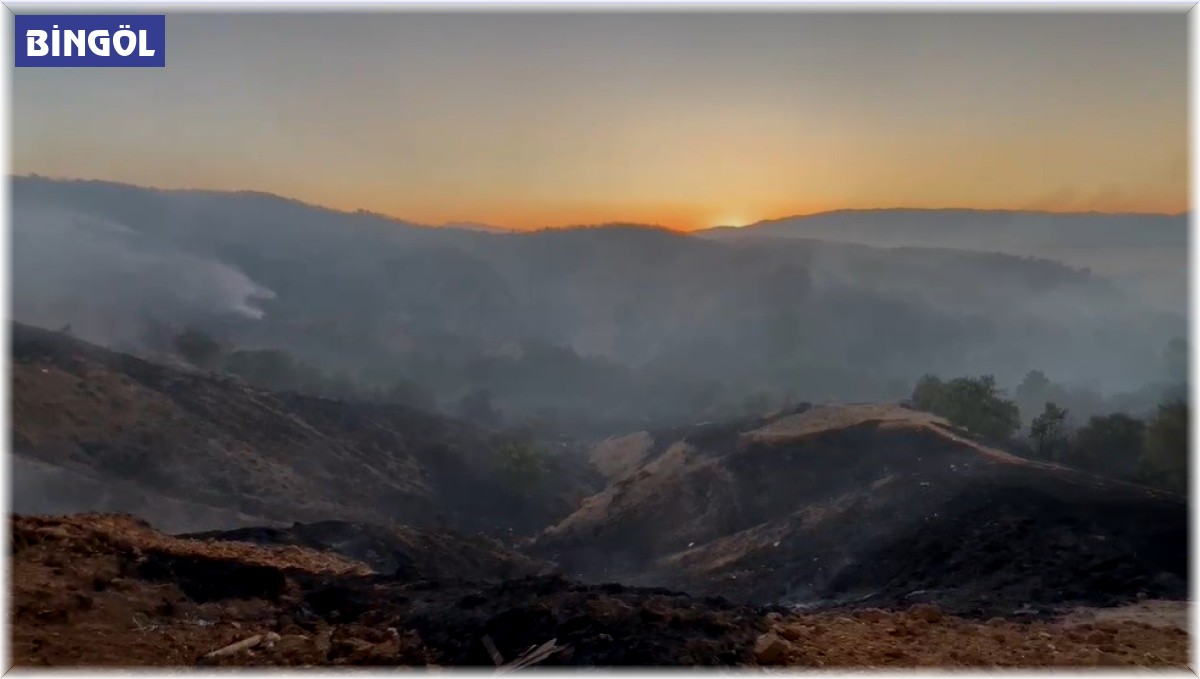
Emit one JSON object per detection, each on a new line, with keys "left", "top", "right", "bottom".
{"left": 12, "top": 13, "right": 1188, "bottom": 231}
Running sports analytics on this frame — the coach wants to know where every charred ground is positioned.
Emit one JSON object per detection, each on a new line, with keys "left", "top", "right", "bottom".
{"left": 8, "top": 326, "right": 1191, "bottom": 667}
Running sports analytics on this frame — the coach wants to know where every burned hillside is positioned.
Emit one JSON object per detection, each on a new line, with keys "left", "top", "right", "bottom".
{"left": 7, "top": 323, "right": 1191, "bottom": 668}
{"left": 12, "top": 322, "right": 602, "bottom": 537}
{"left": 535, "top": 405, "right": 1187, "bottom": 617}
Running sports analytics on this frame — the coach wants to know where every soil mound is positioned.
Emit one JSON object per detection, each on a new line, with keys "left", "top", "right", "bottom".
{"left": 536, "top": 405, "right": 1187, "bottom": 616}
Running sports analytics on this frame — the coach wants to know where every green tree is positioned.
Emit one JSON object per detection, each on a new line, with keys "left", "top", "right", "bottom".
{"left": 910, "top": 374, "right": 1021, "bottom": 442}
{"left": 173, "top": 327, "right": 223, "bottom": 370}
{"left": 1142, "top": 400, "right": 1188, "bottom": 493}
{"left": 1065, "top": 413, "right": 1145, "bottom": 479}
{"left": 910, "top": 374, "right": 945, "bottom": 412}
{"left": 1029, "top": 402, "right": 1069, "bottom": 461}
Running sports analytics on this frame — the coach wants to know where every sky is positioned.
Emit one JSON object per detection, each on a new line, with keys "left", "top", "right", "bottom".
{"left": 12, "top": 12, "right": 1188, "bottom": 231}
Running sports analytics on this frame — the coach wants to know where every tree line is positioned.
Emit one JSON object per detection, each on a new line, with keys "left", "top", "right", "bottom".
{"left": 909, "top": 371, "right": 1187, "bottom": 493}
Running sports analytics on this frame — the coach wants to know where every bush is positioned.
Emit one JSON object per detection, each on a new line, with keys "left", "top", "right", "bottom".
{"left": 1142, "top": 400, "right": 1188, "bottom": 493}
{"left": 911, "top": 374, "right": 1021, "bottom": 442}
{"left": 1064, "top": 413, "right": 1145, "bottom": 479}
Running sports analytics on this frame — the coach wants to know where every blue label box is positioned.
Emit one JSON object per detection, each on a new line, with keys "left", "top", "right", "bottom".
{"left": 15, "top": 15, "right": 165, "bottom": 67}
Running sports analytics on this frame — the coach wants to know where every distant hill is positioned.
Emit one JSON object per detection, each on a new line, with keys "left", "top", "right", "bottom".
{"left": 12, "top": 176, "right": 1187, "bottom": 427}
{"left": 700, "top": 208, "right": 1187, "bottom": 314}
{"left": 703, "top": 208, "right": 1186, "bottom": 248}
{"left": 440, "top": 221, "right": 516, "bottom": 234}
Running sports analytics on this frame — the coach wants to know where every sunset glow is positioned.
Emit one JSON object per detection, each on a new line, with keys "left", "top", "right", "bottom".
{"left": 12, "top": 13, "right": 1187, "bottom": 231}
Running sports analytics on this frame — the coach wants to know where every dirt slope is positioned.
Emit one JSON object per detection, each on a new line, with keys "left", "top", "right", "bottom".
{"left": 11, "top": 513, "right": 1188, "bottom": 668}
{"left": 536, "top": 404, "right": 1187, "bottom": 616}
{"left": 12, "top": 322, "right": 599, "bottom": 536}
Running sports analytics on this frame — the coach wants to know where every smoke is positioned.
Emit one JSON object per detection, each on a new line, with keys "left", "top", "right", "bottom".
{"left": 12, "top": 205, "right": 275, "bottom": 348}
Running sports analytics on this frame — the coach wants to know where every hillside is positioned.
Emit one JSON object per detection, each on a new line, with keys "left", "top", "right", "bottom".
{"left": 8, "top": 330, "right": 1191, "bottom": 667}
{"left": 535, "top": 404, "right": 1187, "bottom": 617}
{"left": 12, "top": 322, "right": 602, "bottom": 536}
{"left": 14, "top": 177, "right": 1185, "bottom": 426}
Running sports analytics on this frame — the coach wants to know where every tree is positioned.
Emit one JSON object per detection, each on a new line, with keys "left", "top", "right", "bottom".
{"left": 1029, "top": 402, "right": 1069, "bottom": 461}
{"left": 1065, "top": 413, "right": 1145, "bottom": 479}
{"left": 1015, "top": 370, "right": 1052, "bottom": 404}
{"left": 1013, "top": 369, "right": 1077, "bottom": 425}
{"left": 910, "top": 374, "right": 1021, "bottom": 442}
{"left": 173, "top": 327, "right": 223, "bottom": 370}
{"left": 910, "top": 374, "right": 944, "bottom": 412}
{"left": 1142, "top": 400, "right": 1188, "bottom": 493}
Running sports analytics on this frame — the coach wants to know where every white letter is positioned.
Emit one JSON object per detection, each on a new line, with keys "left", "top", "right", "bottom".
{"left": 26, "top": 30, "right": 47, "bottom": 56}
{"left": 112, "top": 28, "right": 135, "bottom": 56}
{"left": 63, "top": 29, "right": 84, "bottom": 57}
{"left": 137, "top": 29, "right": 155, "bottom": 56}
{"left": 50, "top": 25, "right": 59, "bottom": 56}
{"left": 88, "top": 30, "right": 109, "bottom": 56}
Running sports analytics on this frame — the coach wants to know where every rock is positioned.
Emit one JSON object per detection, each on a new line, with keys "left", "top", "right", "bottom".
{"left": 754, "top": 632, "right": 791, "bottom": 665}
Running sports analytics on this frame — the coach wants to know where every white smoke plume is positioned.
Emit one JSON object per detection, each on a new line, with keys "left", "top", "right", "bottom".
{"left": 12, "top": 205, "right": 274, "bottom": 348}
